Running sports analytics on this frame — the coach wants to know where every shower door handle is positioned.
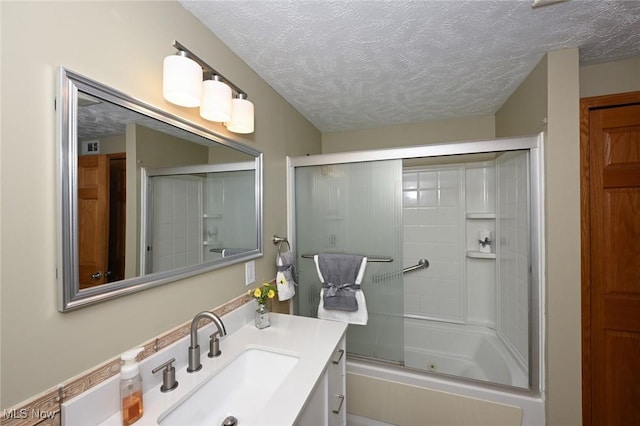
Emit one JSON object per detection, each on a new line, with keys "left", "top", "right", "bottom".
{"left": 332, "top": 394, "right": 345, "bottom": 414}
{"left": 403, "top": 258, "right": 429, "bottom": 274}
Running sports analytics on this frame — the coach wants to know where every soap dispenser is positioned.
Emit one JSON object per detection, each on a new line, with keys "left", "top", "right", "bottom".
{"left": 120, "top": 348, "right": 144, "bottom": 425}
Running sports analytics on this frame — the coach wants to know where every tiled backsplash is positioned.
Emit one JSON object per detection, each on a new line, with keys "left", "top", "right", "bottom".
{"left": 1, "top": 292, "right": 254, "bottom": 426}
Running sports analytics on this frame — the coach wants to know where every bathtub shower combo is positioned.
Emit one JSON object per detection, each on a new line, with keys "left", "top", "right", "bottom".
{"left": 287, "top": 135, "right": 545, "bottom": 422}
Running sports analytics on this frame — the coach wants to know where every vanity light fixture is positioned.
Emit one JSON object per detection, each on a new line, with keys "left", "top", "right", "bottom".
{"left": 163, "top": 40, "right": 254, "bottom": 134}
{"left": 225, "top": 93, "right": 255, "bottom": 134}
{"left": 201, "top": 75, "right": 232, "bottom": 122}
{"left": 162, "top": 51, "right": 202, "bottom": 108}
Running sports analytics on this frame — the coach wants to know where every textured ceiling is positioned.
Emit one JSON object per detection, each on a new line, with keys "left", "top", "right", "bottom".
{"left": 78, "top": 95, "right": 212, "bottom": 146}
{"left": 180, "top": 0, "right": 640, "bottom": 133}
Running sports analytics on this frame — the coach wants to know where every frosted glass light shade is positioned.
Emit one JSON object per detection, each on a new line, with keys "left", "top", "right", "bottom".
{"left": 163, "top": 54, "right": 202, "bottom": 107}
{"left": 200, "top": 78, "right": 232, "bottom": 122}
{"left": 226, "top": 96, "right": 254, "bottom": 134}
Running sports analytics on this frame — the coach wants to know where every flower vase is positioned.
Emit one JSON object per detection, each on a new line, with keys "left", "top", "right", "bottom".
{"left": 255, "top": 303, "right": 270, "bottom": 329}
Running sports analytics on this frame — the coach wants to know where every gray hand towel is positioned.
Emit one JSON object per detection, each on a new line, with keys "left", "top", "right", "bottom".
{"left": 277, "top": 250, "right": 298, "bottom": 284}
{"left": 317, "top": 254, "right": 364, "bottom": 312}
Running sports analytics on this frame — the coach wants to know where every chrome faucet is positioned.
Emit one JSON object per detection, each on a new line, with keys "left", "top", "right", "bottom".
{"left": 187, "top": 311, "right": 227, "bottom": 373}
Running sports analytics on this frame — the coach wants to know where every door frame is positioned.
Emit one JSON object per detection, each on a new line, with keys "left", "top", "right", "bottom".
{"left": 579, "top": 90, "right": 640, "bottom": 426}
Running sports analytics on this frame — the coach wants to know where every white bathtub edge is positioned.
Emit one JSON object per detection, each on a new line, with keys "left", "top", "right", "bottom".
{"left": 347, "top": 358, "right": 545, "bottom": 426}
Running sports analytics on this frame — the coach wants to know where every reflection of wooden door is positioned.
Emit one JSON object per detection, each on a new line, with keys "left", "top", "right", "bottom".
{"left": 581, "top": 93, "right": 640, "bottom": 425}
{"left": 108, "top": 154, "right": 126, "bottom": 282}
{"left": 78, "top": 154, "right": 109, "bottom": 288}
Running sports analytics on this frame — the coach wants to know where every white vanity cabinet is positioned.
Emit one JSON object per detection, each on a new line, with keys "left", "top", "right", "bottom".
{"left": 297, "top": 335, "right": 347, "bottom": 426}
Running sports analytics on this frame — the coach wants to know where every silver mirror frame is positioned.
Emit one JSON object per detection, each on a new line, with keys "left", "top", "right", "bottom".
{"left": 56, "top": 67, "right": 263, "bottom": 311}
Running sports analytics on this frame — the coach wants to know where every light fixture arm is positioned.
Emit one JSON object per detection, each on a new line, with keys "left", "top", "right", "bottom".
{"left": 171, "top": 40, "right": 247, "bottom": 98}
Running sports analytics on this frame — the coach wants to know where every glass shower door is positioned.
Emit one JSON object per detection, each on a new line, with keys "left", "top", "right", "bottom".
{"left": 294, "top": 160, "right": 405, "bottom": 363}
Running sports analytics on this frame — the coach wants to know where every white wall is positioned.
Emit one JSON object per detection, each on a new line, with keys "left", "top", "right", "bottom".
{"left": 0, "top": 1, "right": 320, "bottom": 407}
{"left": 322, "top": 115, "right": 495, "bottom": 153}
{"left": 545, "top": 48, "right": 582, "bottom": 426}
{"left": 495, "top": 55, "right": 548, "bottom": 138}
{"left": 580, "top": 56, "right": 640, "bottom": 98}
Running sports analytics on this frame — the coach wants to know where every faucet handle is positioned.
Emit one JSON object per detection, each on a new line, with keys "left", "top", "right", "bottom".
{"left": 152, "top": 358, "right": 179, "bottom": 392}
{"left": 208, "top": 332, "right": 222, "bottom": 358}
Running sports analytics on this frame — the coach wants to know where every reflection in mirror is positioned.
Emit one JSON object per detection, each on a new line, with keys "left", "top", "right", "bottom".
{"left": 142, "top": 164, "right": 257, "bottom": 274}
{"left": 57, "top": 67, "right": 263, "bottom": 311}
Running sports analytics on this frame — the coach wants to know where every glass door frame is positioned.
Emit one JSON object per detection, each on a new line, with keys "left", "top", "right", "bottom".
{"left": 286, "top": 133, "right": 546, "bottom": 395}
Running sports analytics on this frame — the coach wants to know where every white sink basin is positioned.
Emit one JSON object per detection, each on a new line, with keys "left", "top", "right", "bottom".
{"left": 158, "top": 348, "right": 298, "bottom": 426}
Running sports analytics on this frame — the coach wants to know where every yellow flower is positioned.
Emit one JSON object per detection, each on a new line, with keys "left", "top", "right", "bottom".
{"left": 262, "top": 282, "right": 270, "bottom": 288}
{"left": 267, "top": 289, "right": 275, "bottom": 299}
{"left": 253, "top": 288, "right": 262, "bottom": 298}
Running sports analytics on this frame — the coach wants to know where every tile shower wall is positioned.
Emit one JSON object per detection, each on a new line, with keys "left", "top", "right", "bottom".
{"left": 151, "top": 175, "right": 203, "bottom": 272}
{"left": 496, "top": 152, "right": 529, "bottom": 369}
{"left": 403, "top": 166, "right": 466, "bottom": 323}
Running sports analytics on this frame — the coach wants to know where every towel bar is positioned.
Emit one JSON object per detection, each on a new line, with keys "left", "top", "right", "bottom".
{"left": 300, "top": 254, "right": 393, "bottom": 262}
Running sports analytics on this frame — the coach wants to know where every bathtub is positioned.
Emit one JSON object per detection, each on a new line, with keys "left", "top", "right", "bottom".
{"left": 403, "top": 318, "right": 528, "bottom": 388}
{"left": 347, "top": 315, "right": 544, "bottom": 426}
{"left": 347, "top": 357, "right": 544, "bottom": 425}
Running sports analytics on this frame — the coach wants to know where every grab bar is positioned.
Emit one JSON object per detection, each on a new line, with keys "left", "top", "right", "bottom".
{"left": 371, "top": 258, "right": 429, "bottom": 282}
{"left": 403, "top": 258, "right": 429, "bottom": 273}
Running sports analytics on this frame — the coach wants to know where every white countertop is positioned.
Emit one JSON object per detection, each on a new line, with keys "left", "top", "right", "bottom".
{"left": 96, "top": 313, "right": 347, "bottom": 426}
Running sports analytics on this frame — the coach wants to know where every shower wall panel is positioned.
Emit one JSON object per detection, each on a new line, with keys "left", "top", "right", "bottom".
{"left": 465, "top": 162, "right": 497, "bottom": 328}
{"left": 496, "top": 151, "right": 530, "bottom": 369}
{"left": 151, "top": 175, "right": 202, "bottom": 273}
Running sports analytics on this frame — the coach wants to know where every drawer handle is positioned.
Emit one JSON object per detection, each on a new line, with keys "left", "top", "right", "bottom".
{"left": 332, "top": 394, "right": 345, "bottom": 414}
{"left": 332, "top": 349, "right": 345, "bottom": 365}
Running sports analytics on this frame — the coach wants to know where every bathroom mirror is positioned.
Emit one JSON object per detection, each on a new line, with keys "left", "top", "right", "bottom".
{"left": 56, "top": 67, "right": 263, "bottom": 311}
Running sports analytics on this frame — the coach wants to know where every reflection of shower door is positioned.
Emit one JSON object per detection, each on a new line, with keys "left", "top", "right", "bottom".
{"left": 142, "top": 163, "right": 258, "bottom": 274}
{"left": 294, "top": 160, "right": 405, "bottom": 363}
{"left": 146, "top": 174, "right": 203, "bottom": 274}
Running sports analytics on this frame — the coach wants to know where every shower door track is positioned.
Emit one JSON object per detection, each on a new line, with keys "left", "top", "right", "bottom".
{"left": 404, "top": 314, "right": 466, "bottom": 324}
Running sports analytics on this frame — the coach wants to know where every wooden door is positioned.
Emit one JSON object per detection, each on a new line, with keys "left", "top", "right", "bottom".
{"left": 78, "top": 154, "right": 109, "bottom": 288}
{"left": 581, "top": 93, "right": 640, "bottom": 425}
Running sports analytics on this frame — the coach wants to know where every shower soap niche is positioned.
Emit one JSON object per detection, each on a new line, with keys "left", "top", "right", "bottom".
{"left": 465, "top": 216, "right": 495, "bottom": 259}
